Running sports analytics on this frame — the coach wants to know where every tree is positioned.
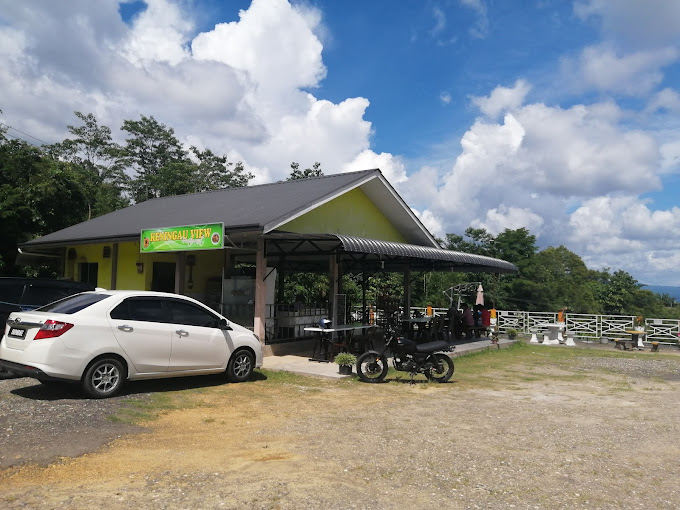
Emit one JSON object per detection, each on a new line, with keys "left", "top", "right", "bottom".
{"left": 522, "top": 246, "right": 598, "bottom": 313}
{"left": 48, "top": 112, "right": 129, "bottom": 218}
{"left": 287, "top": 162, "right": 323, "bottom": 180}
{"left": 119, "top": 115, "right": 189, "bottom": 202}
{"left": 0, "top": 134, "right": 89, "bottom": 275}
{"left": 190, "top": 146, "right": 253, "bottom": 191}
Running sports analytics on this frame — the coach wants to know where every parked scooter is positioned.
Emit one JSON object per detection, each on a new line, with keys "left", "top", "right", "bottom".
{"left": 356, "top": 326, "right": 454, "bottom": 383}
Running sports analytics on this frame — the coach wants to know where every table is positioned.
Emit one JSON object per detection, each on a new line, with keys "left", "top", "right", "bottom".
{"left": 305, "top": 324, "right": 377, "bottom": 362}
{"left": 624, "top": 330, "right": 646, "bottom": 350}
{"left": 400, "top": 316, "right": 432, "bottom": 340}
{"left": 541, "top": 323, "right": 565, "bottom": 342}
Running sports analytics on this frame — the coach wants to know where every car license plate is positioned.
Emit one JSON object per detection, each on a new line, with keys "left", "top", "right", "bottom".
{"left": 8, "top": 328, "right": 26, "bottom": 339}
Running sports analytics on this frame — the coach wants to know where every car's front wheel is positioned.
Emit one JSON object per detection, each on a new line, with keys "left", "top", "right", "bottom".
{"left": 226, "top": 349, "right": 254, "bottom": 382}
{"left": 82, "top": 358, "right": 125, "bottom": 398}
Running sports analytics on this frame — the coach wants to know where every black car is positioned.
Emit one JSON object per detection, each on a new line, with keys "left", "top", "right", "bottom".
{"left": 0, "top": 278, "right": 95, "bottom": 376}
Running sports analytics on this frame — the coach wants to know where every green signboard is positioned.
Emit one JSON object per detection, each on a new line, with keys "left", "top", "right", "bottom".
{"left": 140, "top": 223, "right": 224, "bottom": 253}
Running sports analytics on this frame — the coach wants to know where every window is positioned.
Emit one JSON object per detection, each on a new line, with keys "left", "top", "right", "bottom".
{"left": 38, "top": 293, "right": 110, "bottom": 314}
{"left": 110, "top": 298, "right": 171, "bottom": 323}
{"left": 168, "top": 299, "right": 221, "bottom": 328}
{"left": 79, "top": 263, "right": 98, "bottom": 287}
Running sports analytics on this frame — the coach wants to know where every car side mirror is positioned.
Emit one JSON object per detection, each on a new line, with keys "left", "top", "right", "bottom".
{"left": 219, "top": 318, "right": 232, "bottom": 330}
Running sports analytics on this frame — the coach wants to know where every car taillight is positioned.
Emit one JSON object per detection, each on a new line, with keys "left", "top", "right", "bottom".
{"left": 34, "top": 320, "right": 74, "bottom": 340}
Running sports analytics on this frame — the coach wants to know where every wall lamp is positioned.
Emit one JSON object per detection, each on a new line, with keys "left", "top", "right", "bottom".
{"left": 136, "top": 262, "right": 144, "bottom": 274}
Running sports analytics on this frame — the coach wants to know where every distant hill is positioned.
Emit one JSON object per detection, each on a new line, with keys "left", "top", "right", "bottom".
{"left": 642, "top": 285, "right": 680, "bottom": 300}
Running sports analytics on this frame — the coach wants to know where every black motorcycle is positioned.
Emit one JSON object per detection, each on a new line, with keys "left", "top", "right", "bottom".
{"left": 356, "top": 326, "right": 454, "bottom": 383}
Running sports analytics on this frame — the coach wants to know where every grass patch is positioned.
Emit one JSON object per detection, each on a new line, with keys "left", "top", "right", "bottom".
{"left": 110, "top": 391, "right": 205, "bottom": 424}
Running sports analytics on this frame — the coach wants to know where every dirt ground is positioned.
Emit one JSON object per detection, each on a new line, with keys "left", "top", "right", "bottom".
{"left": 2, "top": 349, "right": 680, "bottom": 509}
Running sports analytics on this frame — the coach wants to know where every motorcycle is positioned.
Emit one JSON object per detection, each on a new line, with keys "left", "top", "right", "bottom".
{"left": 356, "top": 326, "right": 454, "bottom": 383}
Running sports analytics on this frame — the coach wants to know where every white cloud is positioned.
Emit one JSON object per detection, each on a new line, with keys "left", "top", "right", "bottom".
{"left": 0, "top": 0, "right": 375, "bottom": 184}
{"left": 430, "top": 6, "right": 446, "bottom": 37}
{"left": 574, "top": 0, "right": 680, "bottom": 48}
{"left": 472, "top": 205, "right": 545, "bottom": 236}
{"left": 562, "top": 44, "right": 679, "bottom": 96}
{"left": 401, "top": 86, "right": 663, "bottom": 253}
{"left": 460, "top": 0, "right": 489, "bottom": 39}
{"left": 343, "top": 150, "right": 408, "bottom": 185}
{"left": 567, "top": 196, "right": 680, "bottom": 283}
{"left": 471, "top": 79, "right": 531, "bottom": 118}
{"left": 412, "top": 208, "right": 445, "bottom": 239}
{"left": 647, "top": 88, "right": 680, "bottom": 114}
{"left": 120, "top": 0, "right": 192, "bottom": 66}
{"left": 660, "top": 140, "right": 680, "bottom": 174}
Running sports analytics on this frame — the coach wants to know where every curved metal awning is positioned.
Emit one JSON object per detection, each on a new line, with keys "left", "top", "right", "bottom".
{"left": 335, "top": 235, "right": 518, "bottom": 273}
{"left": 264, "top": 233, "right": 518, "bottom": 274}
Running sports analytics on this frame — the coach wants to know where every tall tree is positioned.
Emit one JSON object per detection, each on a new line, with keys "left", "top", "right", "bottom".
{"left": 0, "top": 133, "right": 89, "bottom": 275}
{"left": 48, "top": 111, "right": 128, "bottom": 218}
{"left": 119, "top": 115, "right": 189, "bottom": 202}
{"left": 190, "top": 146, "right": 253, "bottom": 191}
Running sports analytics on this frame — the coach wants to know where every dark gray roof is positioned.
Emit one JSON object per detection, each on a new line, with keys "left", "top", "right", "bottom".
{"left": 26, "top": 169, "right": 431, "bottom": 247}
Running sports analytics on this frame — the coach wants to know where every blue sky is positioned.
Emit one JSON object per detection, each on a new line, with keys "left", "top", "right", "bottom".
{"left": 2, "top": 0, "right": 680, "bottom": 285}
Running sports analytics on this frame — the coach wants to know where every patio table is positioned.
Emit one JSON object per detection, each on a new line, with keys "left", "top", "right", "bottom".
{"left": 305, "top": 324, "right": 377, "bottom": 362}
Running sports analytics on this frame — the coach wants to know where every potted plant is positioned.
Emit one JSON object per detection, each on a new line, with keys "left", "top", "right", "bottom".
{"left": 334, "top": 353, "right": 357, "bottom": 375}
{"left": 506, "top": 328, "right": 518, "bottom": 340}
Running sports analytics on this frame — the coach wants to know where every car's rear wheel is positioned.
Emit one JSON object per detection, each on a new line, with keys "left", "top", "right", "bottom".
{"left": 226, "top": 349, "right": 254, "bottom": 382}
{"left": 82, "top": 358, "right": 125, "bottom": 398}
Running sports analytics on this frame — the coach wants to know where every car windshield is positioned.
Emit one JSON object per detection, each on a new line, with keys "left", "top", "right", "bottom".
{"left": 37, "top": 293, "right": 111, "bottom": 314}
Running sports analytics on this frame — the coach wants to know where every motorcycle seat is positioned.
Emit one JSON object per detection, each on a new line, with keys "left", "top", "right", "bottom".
{"left": 415, "top": 340, "right": 450, "bottom": 353}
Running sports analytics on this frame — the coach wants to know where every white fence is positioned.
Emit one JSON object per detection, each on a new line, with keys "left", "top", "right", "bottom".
{"left": 414, "top": 307, "right": 680, "bottom": 344}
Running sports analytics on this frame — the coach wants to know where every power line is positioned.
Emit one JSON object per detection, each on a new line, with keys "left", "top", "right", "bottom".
{"left": 0, "top": 122, "right": 49, "bottom": 145}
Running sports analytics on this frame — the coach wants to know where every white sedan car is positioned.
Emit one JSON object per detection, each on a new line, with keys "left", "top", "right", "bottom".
{"left": 0, "top": 290, "right": 263, "bottom": 398}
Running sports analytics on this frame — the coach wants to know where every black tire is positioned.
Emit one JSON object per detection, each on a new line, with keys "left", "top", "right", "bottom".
{"left": 425, "top": 353, "right": 454, "bottom": 383}
{"left": 356, "top": 352, "right": 389, "bottom": 383}
{"left": 82, "top": 358, "right": 125, "bottom": 398}
{"left": 227, "top": 349, "right": 254, "bottom": 383}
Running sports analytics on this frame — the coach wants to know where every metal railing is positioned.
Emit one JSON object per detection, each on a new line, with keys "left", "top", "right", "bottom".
{"left": 265, "top": 303, "right": 680, "bottom": 345}
{"left": 387, "top": 306, "right": 680, "bottom": 344}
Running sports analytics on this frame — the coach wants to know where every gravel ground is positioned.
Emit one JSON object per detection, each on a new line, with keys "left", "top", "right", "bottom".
{"left": 1, "top": 349, "right": 680, "bottom": 509}
{"left": 0, "top": 374, "right": 148, "bottom": 469}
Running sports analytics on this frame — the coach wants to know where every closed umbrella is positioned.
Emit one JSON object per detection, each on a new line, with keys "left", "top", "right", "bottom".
{"left": 475, "top": 284, "right": 484, "bottom": 306}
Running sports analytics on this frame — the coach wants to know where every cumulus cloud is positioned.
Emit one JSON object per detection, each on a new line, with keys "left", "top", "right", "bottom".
{"left": 412, "top": 208, "right": 445, "bottom": 239}
{"left": 0, "top": 0, "right": 374, "bottom": 183}
{"left": 562, "top": 44, "right": 679, "bottom": 96}
{"left": 472, "top": 205, "right": 545, "bottom": 236}
{"left": 470, "top": 79, "right": 531, "bottom": 118}
{"left": 574, "top": 0, "right": 680, "bottom": 48}
{"left": 403, "top": 82, "right": 663, "bottom": 256}
{"left": 567, "top": 196, "right": 680, "bottom": 282}
{"left": 343, "top": 150, "right": 408, "bottom": 185}
{"left": 120, "top": 0, "right": 192, "bottom": 66}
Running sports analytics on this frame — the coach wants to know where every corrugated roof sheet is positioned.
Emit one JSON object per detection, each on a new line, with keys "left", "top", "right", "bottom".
{"left": 24, "top": 170, "right": 384, "bottom": 247}
{"left": 336, "top": 235, "right": 518, "bottom": 273}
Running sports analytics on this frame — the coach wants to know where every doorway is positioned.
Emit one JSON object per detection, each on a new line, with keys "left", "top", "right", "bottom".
{"left": 152, "top": 262, "right": 176, "bottom": 293}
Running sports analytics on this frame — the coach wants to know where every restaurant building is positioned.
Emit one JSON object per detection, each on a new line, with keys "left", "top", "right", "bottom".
{"left": 19, "top": 169, "right": 517, "bottom": 354}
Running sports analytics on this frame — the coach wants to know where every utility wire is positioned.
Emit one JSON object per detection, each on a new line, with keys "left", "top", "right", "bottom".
{"left": 0, "top": 122, "right": 49, "bottom": 145}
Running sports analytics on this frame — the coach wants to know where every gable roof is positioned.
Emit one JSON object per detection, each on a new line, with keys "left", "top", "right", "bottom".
{"left": 23, "top": 169, "right": 438, "bottom": 248}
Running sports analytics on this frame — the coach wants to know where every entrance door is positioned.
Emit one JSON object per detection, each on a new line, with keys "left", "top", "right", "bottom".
{"left": 152, "top": 262, "right": 176, "bottom": 293}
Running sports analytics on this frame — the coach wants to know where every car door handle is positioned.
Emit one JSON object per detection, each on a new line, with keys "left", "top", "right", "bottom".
{"left": 175, "top": 329, "right": 189, "bottom": 337}
{"left": 117, "top": 325, "right": 133, "bottom": 332}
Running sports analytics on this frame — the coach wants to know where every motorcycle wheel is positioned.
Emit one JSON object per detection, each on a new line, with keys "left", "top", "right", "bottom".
{"left": 425, "top": 353, "right": 454, "bottom": 383}
{"left": 356, "top": 352, "right": 389, "bottom": 383}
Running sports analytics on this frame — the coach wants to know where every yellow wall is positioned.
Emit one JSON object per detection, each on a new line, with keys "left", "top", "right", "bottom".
{"left": 280, "top": 188, "right": 407, "bottom": 242}
{"left": 65, "top": 241, "right": 224, "bottom": 297}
